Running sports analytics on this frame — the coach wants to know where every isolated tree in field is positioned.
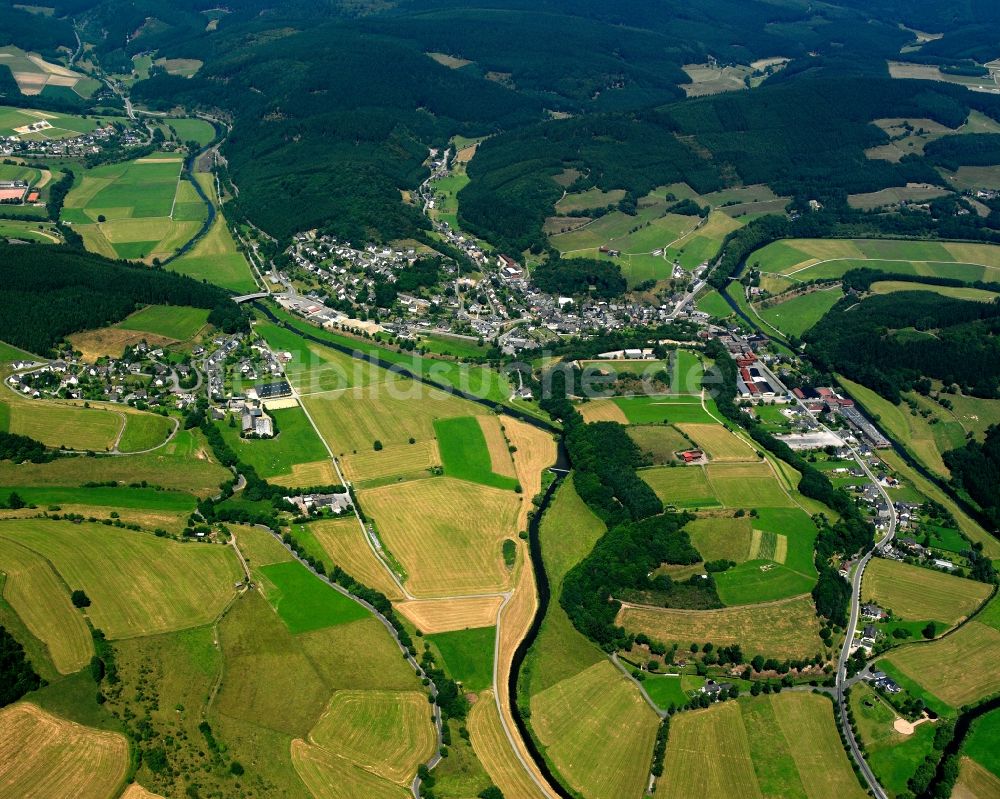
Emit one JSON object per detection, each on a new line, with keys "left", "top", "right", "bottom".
{"left": 922, "top": 622, "right": 937, "bottom": 639}
{"left": 373, "top": 439, "right": 383, "bottom": 451}
{"left": 6, "top": 492, "right": 25, "bottom": 509}
{"left": 71, "top": 589, "right": 91, "bottom": 608}
{"left": 97, "top": 214, "right": 106, "bottom": 223}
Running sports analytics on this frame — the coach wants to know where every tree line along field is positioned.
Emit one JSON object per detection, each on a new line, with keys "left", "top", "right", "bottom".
{"left": 521, "top": 475, "right": 662, "bottom": 799}
{"left": 861, "top": 557, "right": 991, "bottom": 629}
{"left": 61, "top": 154, "right": 207, "bottom": 263}
{"left": 656, "top": 693, "right": 867, "bottom": 799}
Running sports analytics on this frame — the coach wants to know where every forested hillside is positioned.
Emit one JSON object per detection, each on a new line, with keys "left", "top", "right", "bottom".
{"left": 0, "top": 244, "right": 238, "bottom": 355}
{"left": 804, "top": 292, "right": 1000, "bottom": 402}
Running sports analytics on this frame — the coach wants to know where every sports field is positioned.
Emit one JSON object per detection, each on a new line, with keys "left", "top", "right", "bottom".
{"left": 0, "top": 703, "right": 129, "bottom": 799}
{"left": 360, "top": 477, "right": 521, "bottom": 596}
{"left": 530, "top": 660, "right": 660, "bottom": 799}
{"left": 657, "top": 693, "right": 865, "bottom": 799}
{"left": 62, "top": 155, "right": 205, "bottom": 263}
{"left": 259, "top": 559, "right": 370, "bottom": 633}
{"left": 167, "top": 174, "right": 258, "bottom": 292}
{"left": 0, "top": 535, "right": 93, "bottom": 673}
{"left": 619, "top": 594, "right": 824, "bottom": 659}
{"left": 307, "top": 690, "right": 436, "bottom": 784}
{"left": 434, "top": 416, "right": 519, "bottom": 490}
{"left": 0, "top": 519, "right": 240, "bottom": 639}
{"left": 756, "top": 286, "right": 844, "bottom": 337}
{"left": 861, "top": 558, "right": 990, "bottom": 628}
{"left": 115, "top": 305, "right": 210, "bottom": 340}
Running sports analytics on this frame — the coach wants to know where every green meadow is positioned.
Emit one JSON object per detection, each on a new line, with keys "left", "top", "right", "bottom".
{"left": 434, "top": 416, "right": 519, "bottom": 490}
{"left": 259, "top": 560, "right": 370, "bottom": 633}
{"left": 427, "top": 625, "right": 496, "bottom": 692}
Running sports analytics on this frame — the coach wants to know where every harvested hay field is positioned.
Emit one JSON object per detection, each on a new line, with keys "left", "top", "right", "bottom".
{"left": 307, "top": 690, "right": 436, "bottom": 784}
{"left": 656, "top": 700, "right": 760, "bottom": 798}
{"left": 686, "top": 514, "right": 753, "bottom": 563}
{"left": 954, "top": 757, "right": 1000, "bottom": 799}
{"left": 640, "top": 465, "right": 719, "bottom": 508}
{"left": 396, "top": 595, "right": 503, "bottom": 633}
{"left": 360, "top": 477, "right": 521, "bottom": 597}
{"left": 5, "top": 398, "right": 123, "bottom": 451}
{"left": 291, "top": 738, "right": 408, "bottom": 799}
{"left": 0, "top": 519, "right": 240, "bottom": 639}
{"left": 619, "top": 594, "right": 824, "bottom": 659}
{"left": 656, "top": 693, "right": 864, "bottom": 799}
{"left": 268, "top": 459, "right": 339, "bottom": 487}
{"left": 577, "top": 399, "right": 629, "bottom": 424}
{"left": 480, "top": 415, "right": 517, "bottom": 477}
{"left": 469, "top": 690, "right": 552, "bottom": 799}
{"left": 309, "top": 517, "right": 403, "bottom": 601}
{"left": 503, "top": 414, "right": 557, "bottom": 528}
{"left": 0, "top": 535, "right": 93, "bottom": 673}
{"left": 302, "top": 386, "right": 483, "bottom": 454}
{"left": 705, "top": 461, "right": 794, "bottom": 508}
{"left": 341, "top": 440, "right": 439, "bottom": 483}
{"left": 530, "top": 660, "right": 660, "bottom": 799}
{"left": 883, "top": 621, "right": 1000, "bottom": 708}
{"left": 0, "top": 703, "right": 128, "bottom": 799}
{"left": 676, "top": 423, "right": 756, "bottom": 462}
{"left": 862, "top": 558, "right": 990, "bottom": 627}
{"left": 68, "top": 326, "right": 175, "bottom": 360}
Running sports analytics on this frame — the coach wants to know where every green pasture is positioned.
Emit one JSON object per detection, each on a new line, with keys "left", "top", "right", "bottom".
{"left": 167, "top": 117, "right": 216, "bottom": 147}
{"left": 2, "top": 485, "right": 196, "bottom": 511}
{"left": 756, "top": 287, "right": 844, "bottom": 337}
{"left": 259, "top": 560, "right": 370, "bottom": 634}
{"left": 964, "top": 708, "right": 1000, "bottom": 778}
{"left": 613, "top": 395, "right": 715, "bottom": 425}
{"left": 427, "top": 625, "right": 495, "bottom": 692}
{"left": 116, "top": 305, "right": 210, "bottom": 340}
{"left": 434, "top": 416, "right": 518, "bottom": 490}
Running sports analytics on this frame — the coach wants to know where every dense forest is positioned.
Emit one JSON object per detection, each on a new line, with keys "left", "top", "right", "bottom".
{"left": 0, "top": 626, "right": 41, "bottom": 707}
{"left": 560, "top": 512, "right": 700, "bottom": 651}
{"left": 531, "top": 258, "right": 627, "bottom": 299}
{"left": 943, "top": 425, "right": 1000, "bottom": 530}
{"left": 804, "top": 292, "right": 1000, "bottom": 402}
{"left": 0, "top": 431, "right": 55, "bottom": 464}
{"left": 0, "top": 244, "right": 240, "bottom": 355}
{"left": 5, "top": 0, "right": 999, "bottom": 250}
